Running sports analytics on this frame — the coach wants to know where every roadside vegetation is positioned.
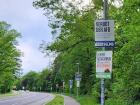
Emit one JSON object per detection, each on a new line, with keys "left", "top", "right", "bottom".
{"left": 0, "top": 91, "right": 19, "bottom": 98}
{"left": 75, "top": 95, "right": 99, "bottom": 105}
{"left": 46, "top": 95, "right": 64, "bottom": 105}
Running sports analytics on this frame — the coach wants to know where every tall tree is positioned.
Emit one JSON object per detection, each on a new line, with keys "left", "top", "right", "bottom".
{"left": 0, "top": 21, "right": 21, "bottom": 93}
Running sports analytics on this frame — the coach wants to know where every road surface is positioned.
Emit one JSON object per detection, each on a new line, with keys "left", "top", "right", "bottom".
{"left": 0, "top": 92, "right": 54, "bottom": 105}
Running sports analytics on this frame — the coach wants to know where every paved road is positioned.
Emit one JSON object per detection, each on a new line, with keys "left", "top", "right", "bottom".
{"left": 0, "top": 92, "right": 54, "bottom": 105}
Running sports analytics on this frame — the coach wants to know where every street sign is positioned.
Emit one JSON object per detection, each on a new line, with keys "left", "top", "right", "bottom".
{"left": 95, "top": 20, "right": 114, "bottom": 47}
{"left": 77, "top": 81, "right": 80, "bottom": 87}
{"left": 75, "top": 72, "right": 82, "bottom": 81}
{"left": 96, "top": 51, "right": 112, "bottom": 79}
{"left": 69, "top": 80, "right": 73, "bottom": 89}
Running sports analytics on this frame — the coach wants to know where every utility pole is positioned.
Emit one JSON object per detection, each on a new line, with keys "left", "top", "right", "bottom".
{"left": 101, "top": 0, "right": 108, "bottom": 105}
{"left": 95, "top": 0, "right": 114, "bottom": 104}
{"left": 77, "top": 63, "right": 79, "bottom": 73}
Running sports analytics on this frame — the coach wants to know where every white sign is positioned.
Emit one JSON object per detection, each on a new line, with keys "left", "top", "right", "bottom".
{"left": 75, "top": 72, "right": 82, "bottom": 81}
{"left": 69, "top": 80, "right": 73, "bottom": 88}
{"left": 77, "top": 81, "right": 80, "bottom": 87}
{"left": 95, "top": 20, "right": 114, "bottom": 47}
{"left": 96, "top": 51, "right": 112, "bottom": 78}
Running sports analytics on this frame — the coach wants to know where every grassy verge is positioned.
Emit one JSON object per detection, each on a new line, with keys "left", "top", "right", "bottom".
{"left": 0, "top": 92, "right": 13, "bottom": 97}
{"left": 0, "top": 91, "right": 19, "bottom": 98}
{"left": 46, "top": 95, "right": 64, "bottom": 105}
{"left": 74, "top": 95, "right": 100, "bottom": 105}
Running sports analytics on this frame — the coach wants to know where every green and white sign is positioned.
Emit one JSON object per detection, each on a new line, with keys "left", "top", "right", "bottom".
{"left": 96, "top": 51, "right": 112, "bottom": 79}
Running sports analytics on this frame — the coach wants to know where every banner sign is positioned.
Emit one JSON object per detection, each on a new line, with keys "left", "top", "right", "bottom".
{"left": 95, "top": 20, "right": 114, "bottom": 47}
{"left": 96, "top": 51, "right": 112, "bottom": 79}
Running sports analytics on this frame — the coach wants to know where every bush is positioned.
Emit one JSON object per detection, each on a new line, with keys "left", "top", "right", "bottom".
{"left": 106, "top": 98, "right": 128, "bottom": 105}
{"left": 75, "top": 95, "right": 100, "bottom": 105}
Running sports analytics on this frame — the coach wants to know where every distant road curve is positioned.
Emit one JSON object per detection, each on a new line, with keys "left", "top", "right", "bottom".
{"left": 0, "top": 92, "right": 54, "bottom": 105}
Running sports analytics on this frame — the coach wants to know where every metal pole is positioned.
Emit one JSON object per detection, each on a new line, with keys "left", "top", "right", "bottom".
{"left": 76, "top": 63, "right": 79, "bottom": 97}
{"left": 77, "top": 83, "right": 79, "bottom": 97}
{"left": 78, "top": 63, "right": 79, "bottom": 73}
{"left": 63, "top": 81, "right": 65, "bottom": 94}
{"left": 101, "top": 79, "right": 105, "bottom": 105}
{"left": 101, "top": 0, "right": 108, "bottom": 105}
{"left": 103, "top": 0, "right": 108, "bottom": 19}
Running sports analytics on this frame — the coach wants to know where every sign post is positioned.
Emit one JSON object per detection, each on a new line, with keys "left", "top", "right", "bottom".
{"left": 69, "top": 80, "right": 73, "bottom": 96}
{"left": 63, "top": 81, "right": 65, "bottom": 94}
{"left": 94, "top": 0, "right": 114, "bottom": 105}
{"left": 75, "top": 72, "right": 81, "bottom": 97}
{"left": 75, "top": 63, "right": 82, "bottom": 97}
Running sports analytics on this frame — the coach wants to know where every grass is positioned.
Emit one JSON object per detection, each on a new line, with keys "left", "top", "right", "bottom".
{"left": 0, "top": 90, "right": 19, "bottom": 98}
{"left": 74, "top": 95, "right": 100, "bottom": 105}
{"left": 0, "top": 92, "right": 13, "bottom": 97}
{"left": 46, "top": 95, "right": 64, "bottom": 105}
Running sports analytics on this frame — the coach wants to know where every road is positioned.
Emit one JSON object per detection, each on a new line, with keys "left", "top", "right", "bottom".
{"left": 0, "top": 92, "right": 54, "bottom": 105}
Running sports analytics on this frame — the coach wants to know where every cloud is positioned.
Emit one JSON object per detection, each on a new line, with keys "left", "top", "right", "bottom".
{"left": 17, "top": 40, "right": 51, "bottom": 74}
{"left": 0, "top": 0, "right": 53, "bottom": 74}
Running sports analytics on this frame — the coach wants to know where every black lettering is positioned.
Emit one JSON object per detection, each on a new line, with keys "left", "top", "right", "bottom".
{"left": 96, "top": 27, "right": 103, "bottom": 32}
{"left": 104, "top": 27, "right": 108, "bottom": 32}
{"left": 103, "top": 22, "right": 107, "bottom": 26}
{"left": 108, "top": 27, "right": 110, "bottom": 32}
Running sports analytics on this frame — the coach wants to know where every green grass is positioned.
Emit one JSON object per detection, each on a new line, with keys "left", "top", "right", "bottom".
{"left": 0, "top": 92, "right": 14, "bottom": 98}
{"left": 75, "top": 95, "right": 100, "bottom": 105}
{"left": 0, "top": 91, "right": 19, "bottom": 98}
{"left": 46, "top": 95, "right": 64, "bottom": 105}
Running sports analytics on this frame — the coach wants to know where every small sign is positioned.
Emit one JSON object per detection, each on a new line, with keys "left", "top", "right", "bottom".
{"left": 75, "top": 72, "right": 82, "bottom": 81}
{"left": 96, "top": 51, "right": 112, "bottom": 79}
{"left": 95, "top": 20, "right": 114, "bottom": 47}
{"left": 77, "top": 81, "right": 80, "bottom": 87}
{"left": 69, "top": 80, "right": 73, "bottom": 88}
{"left": 63, "top": 82, "right": 65, "bottom": 87}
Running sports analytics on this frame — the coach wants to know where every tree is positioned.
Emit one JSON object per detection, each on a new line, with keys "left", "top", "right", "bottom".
{"left": 0, "top": 21, "right": 21, "bottom": 93}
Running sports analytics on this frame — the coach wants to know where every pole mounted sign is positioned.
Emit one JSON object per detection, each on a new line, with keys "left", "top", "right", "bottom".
{"left": 75, "top": 72, "right": 82, "bottom": 81}
{"left": 69, "top": 80, "right": 73, "bottom": 89}
{"left": 95, "top": 20, "right": 114, "bottom": 47}
{"left": 96, "top": 51, "right": 112, "bottom": 79}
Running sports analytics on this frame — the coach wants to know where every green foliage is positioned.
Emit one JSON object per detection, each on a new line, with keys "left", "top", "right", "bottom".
{"left": 75, "top": 95, "right": 100, "bottom": 105}
{"left": 106, "top": 98, "right": 127, "bottom": 105}
{"left": 0, "top": 21, "right": 21, "bottom": 93}
{"left": 21, "top": 71, "right": 39, "bottom": 91}
{"left": 18, "top": 68, "right": 53, "bottom": 92}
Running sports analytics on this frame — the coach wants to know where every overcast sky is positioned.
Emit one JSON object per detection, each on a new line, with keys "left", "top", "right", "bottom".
{"left": 0, "top": 0, "right": 53, "bottom": 74}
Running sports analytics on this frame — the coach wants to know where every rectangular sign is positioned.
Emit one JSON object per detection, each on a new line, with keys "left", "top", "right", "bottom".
{"left": 75, "top": 72, "right": 82, "bottom": 81}
{"left": 96, "top": 51, "right": 112, "bottom": 79}
{"left": 77, "top": 81, "right": 80, "bottom": 87}
{"left": 95, "top": 20, "right": 114, "bottom": 47}
{"left": 69, "top": 80, "right": 73, "bottom": 88}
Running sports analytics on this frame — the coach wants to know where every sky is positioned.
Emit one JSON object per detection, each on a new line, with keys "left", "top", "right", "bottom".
{"left": 0, "top": 0, "right": 53, "bottom": 74}
{"left": 0, "top": 0, "right": 92, "bottom": 75}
